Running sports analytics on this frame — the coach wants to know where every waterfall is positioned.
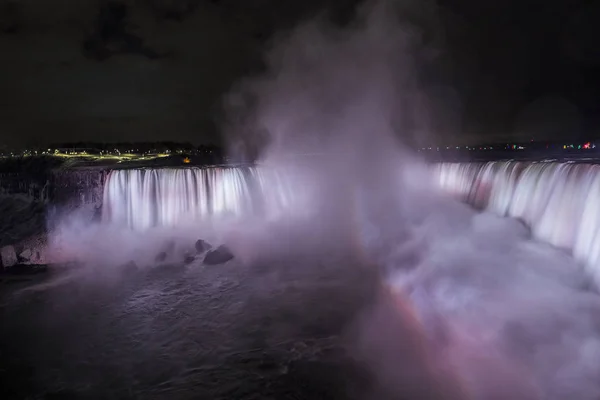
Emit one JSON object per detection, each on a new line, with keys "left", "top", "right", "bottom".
{"left": 434, "top": 161, "right": 600, "bottom": 280}
{"left": 102, "top": 166, "right": 292, "bottom": 230}
{"left": 104, "top": 161, "right": 600, "bottom": 280}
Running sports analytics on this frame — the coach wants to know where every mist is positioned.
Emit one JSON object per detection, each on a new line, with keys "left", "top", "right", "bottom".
{"left": 222, "top": 0, "right": 600, "bottom": 399}
{"left": 35, "top": 0, "right": 600, "bottom": 398}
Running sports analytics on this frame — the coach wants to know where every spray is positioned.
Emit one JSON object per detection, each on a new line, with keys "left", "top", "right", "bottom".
{"left": 224, "top": 0, "right": 600, "bottom": 398}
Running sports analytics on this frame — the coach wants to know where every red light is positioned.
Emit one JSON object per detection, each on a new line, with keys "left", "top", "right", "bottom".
{"left": 584, "top": 142, "right": 591, "bottom": 149}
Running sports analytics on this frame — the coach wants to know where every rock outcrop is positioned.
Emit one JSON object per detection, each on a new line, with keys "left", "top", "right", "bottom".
{"left": 1, "top": 245, "right": 17, "bottom": 269}
{"left": 15, "top": 234, "right": 49, "bottom": 265}
{"left": 195, "top": 239, "right": 211, "bottom": 253}
{"left": 203, "top": 245, "right": 234, "bottom": 265}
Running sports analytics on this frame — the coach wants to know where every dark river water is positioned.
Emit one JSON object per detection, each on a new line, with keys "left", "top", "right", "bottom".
{"left": 0, "top": 257, "right": 380, "bottom": 400}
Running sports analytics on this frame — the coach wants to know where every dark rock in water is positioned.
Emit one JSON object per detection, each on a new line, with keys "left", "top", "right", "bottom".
{"left": 203, "top": 245, "right": 234, "bottom": 265}
{"left": 155, "top": 251, "right": 168, "bottom": 263}
{"left": 195, "top": 239, "right": 211, "bottom": 253}
{"left": 156, "top": 240, "right": 176, "bottom": 262}
{"left": 183, "top": 253, "right": 196, "bottom": 264}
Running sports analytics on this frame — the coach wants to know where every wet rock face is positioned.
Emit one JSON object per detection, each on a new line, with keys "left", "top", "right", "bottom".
{"left": 49, "top": 170, "right": 107, "bottom": 206}
{"left": 0, "top": 162, "right": 107, "bottom": 207}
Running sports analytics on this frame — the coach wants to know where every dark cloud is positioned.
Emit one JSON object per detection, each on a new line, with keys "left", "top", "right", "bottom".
{"left": 0, "top": 0, "right": 261, "bottom": 147}
{"left": 0, "top": 0, "right": 598, "bottom": 147}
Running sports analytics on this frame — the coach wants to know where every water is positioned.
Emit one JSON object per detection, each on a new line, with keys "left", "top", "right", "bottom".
{"left": 434, "top": 161, "right": 600, "bottom": 282}
{"left": 105, "top": 162, "right": 600, "bottom": 284}
{"left": 5, "top": 160, "right": 600, "bottom": 399}
{"left": 102, "top": 167, "right": 294, "bottom": 231}
{"left": 0, "top": 255, "right": 377, "bottom": 399}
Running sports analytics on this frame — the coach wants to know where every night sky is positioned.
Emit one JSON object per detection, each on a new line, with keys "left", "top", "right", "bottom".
{"left": 0, "top": 0, "right": 598, "bottom": 148}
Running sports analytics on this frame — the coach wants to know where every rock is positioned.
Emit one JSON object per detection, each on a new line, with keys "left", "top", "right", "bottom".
{"left": 31, "top": 251, "right": 42, "bottom": 264}
{"left": 155, "top": 240, "right": 176, "bottom": 262}
{"left": 195, "top": 239, "right": 212, "bottom": 254}
{"left": 15, "top": 234, "right": 49, "bottom": 265}
{"left": 183, "top": 253, "right": 196, "bottom": 264}
{"left": 1, "top": 245, "right": 18, "bottom": 269}
{"left": 203, "top": 245, "right": 234, "bottom": 265}
{"left": 19, "top": 248, "right": 32, "bottom": 261}
{"left": 155, "top": 251, "right": 168, "bottom": 263}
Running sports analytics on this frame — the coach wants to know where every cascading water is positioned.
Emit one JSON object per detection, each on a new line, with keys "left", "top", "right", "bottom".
{"left": 101, "top": 160, "right": 600, "bottom": 282}
{"left": 102, "top": 166, "right": 295, "bottom": 231}
{"left": 434, "top": 161, "right": 600, "bottom": 281}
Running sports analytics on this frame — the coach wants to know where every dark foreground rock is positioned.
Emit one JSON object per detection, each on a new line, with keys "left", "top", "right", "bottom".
{"left": 195, "top": 239, "right": 212, "bottom": 253}
{"left": 203, "top": 245, "right": 234, "bottom": 265}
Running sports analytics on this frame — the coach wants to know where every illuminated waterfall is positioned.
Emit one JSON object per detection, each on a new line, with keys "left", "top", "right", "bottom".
{"left": 434, "top": 161, "right": 600, "bottom": 280}
{"left": 104, "top": 161, "right": 600, "bottom": 280}
{"left": 102, "top": 167, "right": 293, "bottom": 230}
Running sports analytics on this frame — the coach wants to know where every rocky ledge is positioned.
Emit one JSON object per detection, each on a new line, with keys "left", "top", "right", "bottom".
{"left": 0, "top": 233, "right": 51, "bottom": 270}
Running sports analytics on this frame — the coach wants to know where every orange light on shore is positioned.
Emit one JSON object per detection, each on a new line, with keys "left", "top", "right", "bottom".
{"left": 183, "top": 157, "right": 191, "bottom": 164}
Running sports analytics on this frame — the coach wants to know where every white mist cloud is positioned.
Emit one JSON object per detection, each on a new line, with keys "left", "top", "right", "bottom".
{"left": 223, "top": 0, "right": 600, "bottom": 398}
{"left": 41, "top": 1, "right": 600, "bottom": 398}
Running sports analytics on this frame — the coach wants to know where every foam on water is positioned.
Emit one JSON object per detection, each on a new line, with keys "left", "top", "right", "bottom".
{"left": 349, "top": 159, "right": 600, "bottom": 399}
{"left": 435, "top": 161, "right": 600, "bottom": 282}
